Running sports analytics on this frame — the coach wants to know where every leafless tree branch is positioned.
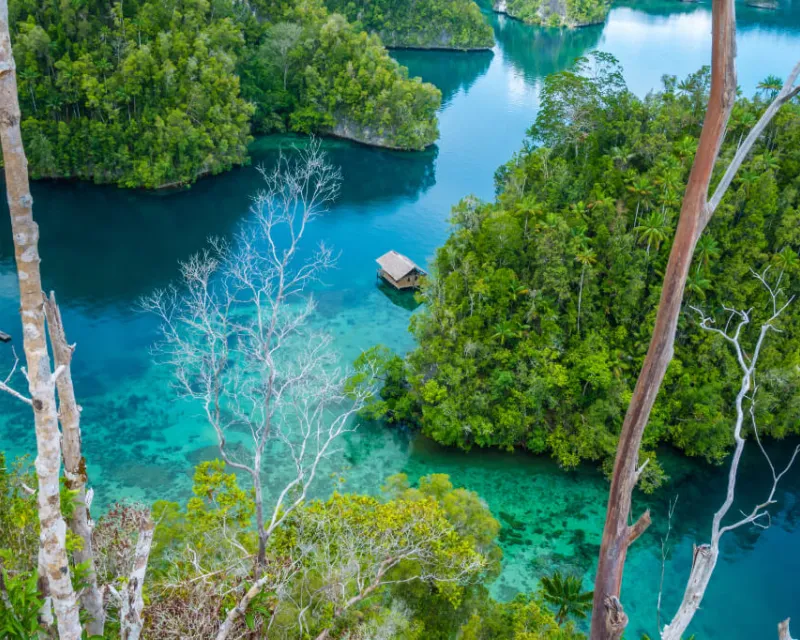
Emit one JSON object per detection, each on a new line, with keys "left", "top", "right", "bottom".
{"left": 661, "top": 271, "right": 797, "bottom": 640}
{"left": 142, "top": 140, "right": 380, "bottom": 639}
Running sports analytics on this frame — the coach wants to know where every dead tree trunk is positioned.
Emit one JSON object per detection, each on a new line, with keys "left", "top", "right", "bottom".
{"left": 44, "top": 292, "right": 105, "bottom": 636}
{"left": 112, "top": 513, "right": 154, "bottom": 640}
{"left": 0, "top": 2, "right": 82, "bottom": 638}
{"left": 590, "top": 0, "right": 737, "bottom": 635}
{"left": 590, "top": 1, "right": 800, "bottom": 634}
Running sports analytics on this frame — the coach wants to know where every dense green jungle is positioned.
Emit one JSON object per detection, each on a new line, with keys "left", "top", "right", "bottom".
{"left": 324, "top": 0, "right": 496, "bottom": 49}
{"left": 1, "top": 0, "right": 800, "bottom": 639}
{"left": 9, "top": 0, "right": 442, "bottom": 188}
{"left": 366, "top": 55, "right": 800, "bottom": 490}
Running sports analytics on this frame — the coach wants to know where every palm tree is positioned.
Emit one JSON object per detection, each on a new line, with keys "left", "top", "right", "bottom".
{"left": 491, "top": 320, "right": 520, "bottom": 346}
{"left": 756, "top": 150, "right": 780, "bottom": 173}
{"left": 737, "top": 168, "right": 760, "bottom": 195}
{"left": 655, "top": 168, "right": 682, "bottom": 200}
{"left": 540, "top": 571, "right": 593, "bottom": 625}
{"left": 674, "top": 136, "right": 697, "bottom": 164}
{"left": 626, "top": 174, "right": 653, "bottom": 227}
{"left": 757, "top": 74, "right": 783, "bottom": 99}
{"left": 575, "top": 246, "right": 597, "bottom": 335}
{"left": 507, "top": 283, "right": 530, "bottom": 299}
{"left": 695, "top": 235, "right": 720, "bottom": 270}
{"left": 610, "top": 145, "right": 634, "bottom": 170}
{"left": 588, "top": 193, "right": 615, "bottom": 213}
{"left": 18, "top": 69, "right": 40, "bottom": 113}
{"left": 570, "top": 201, "right": 588, "bottom": 216}
{"left": 774, "top": 247, "right": 799, "bottom": 278}
{"left": 685, "top": 269, "right": 711, "bottom": 300}
{"left": 731, "top": 108, "right": 757, "bottom": 140}
{"left": 635, "top": 211, "right": 672, "bottom": 256}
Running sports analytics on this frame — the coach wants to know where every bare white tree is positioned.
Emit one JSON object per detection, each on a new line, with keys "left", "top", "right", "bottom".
{"left": 142, "top": 139, "right": 379, "bottom": 623}
{"left": 660, "top": 270, "right": 799, "bottom": 640}
{"left": 106, "top": 510, "right": 155, "bottom": 640}
{"left": 0, "top": 1, "right": 82, "bottom": 635}
{"left": 43, "top": 291, "right": 105, "bottom": 636}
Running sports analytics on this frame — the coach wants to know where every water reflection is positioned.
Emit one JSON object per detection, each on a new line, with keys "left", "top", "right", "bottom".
{"left": 375, "top": 280, "right": 423, "bottom": 311}
{"left": 394, "top": 49, "right": 494, "bottom": 105}
{"left": 1, "top": 3, "right": 799, "bottom": 637}
{"left": 492, "top": 12, "right": 603, "bottom": 84}
{"left": 620, "top": 0, "right": 800, "bottom": 32}
{"left": 0, "top": 137, "right": 438, "bottom": 307}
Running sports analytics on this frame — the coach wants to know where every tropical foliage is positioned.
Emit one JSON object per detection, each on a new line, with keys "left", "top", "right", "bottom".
{"left": 540, "top": 571, "right": 593, "bottom": 625}
{"left": 362, "top": 54, "right": 800, "bottom": 488}
{"left": 0, "top": 454, "right": 578, "bottom": 638}
{"left": 496, "top": 0, "right": 610, "bottom": 28}
{"left": 9, "top": 0, "right": 441, "bottom": 188}
{"left": 326, "top": 0, "right": 494, "bottom": 50}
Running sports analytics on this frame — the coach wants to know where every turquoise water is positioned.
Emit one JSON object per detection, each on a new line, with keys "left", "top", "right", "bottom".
{"left": 2, "top": 2, "right": 800, "bottom": 637}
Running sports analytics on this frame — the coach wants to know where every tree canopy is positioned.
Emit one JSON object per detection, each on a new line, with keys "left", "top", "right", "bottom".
{"left": 9, "top": 0, "right": 441, "bottom": 188}
{"left": 362, "top": 54, "right": 800, "bottom": 488}
{"left": 325, "top": 0, "right": 495, "bottom": 50}
{"left": 496, "top": 0, "right": 610, "bottom": 28}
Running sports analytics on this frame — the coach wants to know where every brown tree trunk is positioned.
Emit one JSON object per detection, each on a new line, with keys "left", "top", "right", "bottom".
{"left": 588, "top": 0, "right": 737, "bottom": 637}
{"left": 44, "top": 292, "right": 106, "bottom": 636}
{"left": 0, "top": 1, "right": 82, "bottom": 637}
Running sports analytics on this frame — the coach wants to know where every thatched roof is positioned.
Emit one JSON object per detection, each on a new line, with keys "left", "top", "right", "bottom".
{"left": 376, "top": 251, "right": 425, "bottom": 281}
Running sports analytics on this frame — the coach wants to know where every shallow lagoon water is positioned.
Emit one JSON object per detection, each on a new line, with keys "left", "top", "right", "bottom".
{"left": 2, "top": 2, "right": 800, "bottom": 637}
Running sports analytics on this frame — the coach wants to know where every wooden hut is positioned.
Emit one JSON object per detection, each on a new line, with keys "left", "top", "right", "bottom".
{"left": 376, "top": 250, "right": 426, "bottom": 290}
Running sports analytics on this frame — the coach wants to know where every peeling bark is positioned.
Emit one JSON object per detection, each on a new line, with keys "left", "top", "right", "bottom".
{"left": 37, "top": 547, "right": 54, "bottom": 628}
{"left": 0, "top": 2, "right": 82, "bottom": 638}
{"left": 603, "top": 596, "right": 627, "bottom": 640}
{"left": 44, "top": 292, "right": 105, "bottom": 636}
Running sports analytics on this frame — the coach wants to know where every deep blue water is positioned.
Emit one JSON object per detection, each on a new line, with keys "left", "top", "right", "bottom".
{"left": 2, "top": 2, "right": 800, "bottom": 637}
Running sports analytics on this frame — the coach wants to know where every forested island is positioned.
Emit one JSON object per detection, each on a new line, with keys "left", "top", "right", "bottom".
{"left": 364, "top": 55, "right": 800, "bottom": 489}
{"left": 324, "top": 0, "right": 495, "bottom": 50}
{"left": 2, "top": 0, "right": 800, "bottom": 637}
{"left": 9, "top": 0, "right": 441, "bottom": 188}
{"left": 494, "top": 0, "right": 611, "bottom": 28}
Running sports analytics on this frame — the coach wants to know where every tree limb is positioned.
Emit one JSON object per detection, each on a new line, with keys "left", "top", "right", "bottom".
{"left": 627, "top": 509, "right": 651, "bottom": 545}
{"left": 661, "top": 273, "right": 795, "bottom": 640}
{"left": 707, "top": 61, "right": 800, "bottom": 218}
{"left": 44, "top": 291, "right": 105, "bottom": 636}
{"left": 0, "top": 1, "right": 81, "bottom": 636}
